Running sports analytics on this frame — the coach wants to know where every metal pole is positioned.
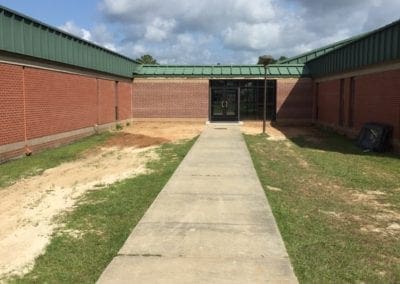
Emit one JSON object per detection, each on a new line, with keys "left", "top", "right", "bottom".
{"left": 237, "top": 86, "right": 240, "bottom": 122}
{"left": 263, "top": 66, "right": 267, "bottom": 134}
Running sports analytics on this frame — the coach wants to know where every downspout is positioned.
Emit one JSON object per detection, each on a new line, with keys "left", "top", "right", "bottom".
{"left": 263, "top": 65, "right": 267, "bottom": 134}
{"left": 22, "top": 66, "right": 31, "bottom": 156}
{"left": 94, "top": 78, "right": 99, "bottom": 133}
{"left": 131, "top": 77, "right": 134, "bottom": 121}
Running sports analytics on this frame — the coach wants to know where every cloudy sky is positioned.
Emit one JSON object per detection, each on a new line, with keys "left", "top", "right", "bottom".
{"left": 1, "top": 0, "right": 399, "bottom": 64}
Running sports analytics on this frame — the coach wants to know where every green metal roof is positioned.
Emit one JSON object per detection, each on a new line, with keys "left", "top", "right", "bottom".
{"left": 307, "top": 18, "right": 400, "bottom": 77}
{"left": 278, "top": 35, "right": 364, "bottom": 65}
{"left": 0, "top": 5, "right": 139, "bottom": 78}
{"left": 133, "top": 64, "right": 310, "bottom": 78}
{"left": 3, "top": 4, "right": 397, "bottom": 81}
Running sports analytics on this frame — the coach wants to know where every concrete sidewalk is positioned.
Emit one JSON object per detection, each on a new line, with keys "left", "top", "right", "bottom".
{"left": 98, "top": 125, "right": 297, "bottom": 283}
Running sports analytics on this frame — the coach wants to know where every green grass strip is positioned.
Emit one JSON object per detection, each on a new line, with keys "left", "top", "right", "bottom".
{"left": 245, "top": 132, "right": 400, "bottom": 283}
{"left": 12, "top": 138, "right": 196, "bottom": 283}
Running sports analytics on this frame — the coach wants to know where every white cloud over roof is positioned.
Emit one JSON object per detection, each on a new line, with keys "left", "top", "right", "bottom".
{"left": 61, "top": 0, "right": 400, "bottom": 64}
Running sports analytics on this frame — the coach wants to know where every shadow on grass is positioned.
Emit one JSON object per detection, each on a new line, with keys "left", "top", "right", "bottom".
{"left": 271, "top": 123, "right": 399, "bottom": 160}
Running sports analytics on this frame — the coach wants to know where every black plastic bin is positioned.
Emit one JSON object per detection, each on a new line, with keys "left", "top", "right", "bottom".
{"left": 357, "top": 122, "right": 393, "bottom": 152}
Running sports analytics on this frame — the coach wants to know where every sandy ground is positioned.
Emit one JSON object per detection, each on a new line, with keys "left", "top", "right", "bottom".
{"left": 124, "top": 121, "right": 205, "bottom": 142}
{"left": 0, "top": 121, "right": 318, "bottom": 277}
{"left": 0, "top": 122, "right": 204, "bottom": 278}
{"left": 241, "top": 120, "right": 317, "bottom": 140}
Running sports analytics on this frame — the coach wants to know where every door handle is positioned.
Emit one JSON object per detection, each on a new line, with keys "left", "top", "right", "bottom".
{"left": 225, "top": 101, "right": 228, "bottom": 109}
{"left": 221, "top": 101, "right": 225, "bottom": 108}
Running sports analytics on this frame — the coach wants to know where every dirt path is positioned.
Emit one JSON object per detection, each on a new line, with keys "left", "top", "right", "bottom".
{"left": 0, "top": 122, "right": 204, "bottom": 278}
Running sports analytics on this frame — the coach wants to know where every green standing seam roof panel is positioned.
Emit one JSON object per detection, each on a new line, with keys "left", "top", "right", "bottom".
{"left": 1, "top": 4, "right": 399, "bottom": 81}
{"left": 193, "top": 67, "right": 202, "bottom": 75}
{"left": 0, "top": 5, "right": 139, "bottom": 78}
{"left": 241, "top": 67, "right": 251, "bottom": 75}
{"left": 183, "top": 67, "right": 192, "bottom": 75}
{"left": 221, "top": 67, "right": 231, "bottom": 75}
{"left": 134, "top": 64, "right": 310, "bottom": 78}
{"left": 213, "top": 66, "right": 222, "bottom": 75}
{"left": 203, "top": 66, "right": 212, "bottom": 75}
{"left": 231, "top": 66, "right": 240, "bottom": 75}
{"left": 278, "top": 34, "right": 364, "bottom": 65}
{"left": 308, "top": 18, "right": 400, "bottom": 77}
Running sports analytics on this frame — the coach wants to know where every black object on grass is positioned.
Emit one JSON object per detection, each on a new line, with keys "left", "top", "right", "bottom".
{"left": 357, "top": 123, "right": 393, "bottom": 152}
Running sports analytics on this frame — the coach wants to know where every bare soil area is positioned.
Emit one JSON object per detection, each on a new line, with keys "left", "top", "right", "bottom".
{"left": 124, "top": 121, "right": 204, "bottom": 142}
{"left": 241, "top": 120, "right": 318, "bottom": 141}
{"left": 0, "top": 121, "right": 203, "bottom": 277}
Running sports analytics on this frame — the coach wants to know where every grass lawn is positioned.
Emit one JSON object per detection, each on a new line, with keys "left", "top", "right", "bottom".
{"left": 245, "top": 129, "right": 400, "bottom": 283}
{"left": 0, "top": 132, "right": 112, "bottom": 188}
{"left": 11, "top": 138, "right": 195, "bottom": 283}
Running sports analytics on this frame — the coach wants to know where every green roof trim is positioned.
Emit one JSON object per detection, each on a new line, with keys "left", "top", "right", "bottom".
{"left": 307, "top": 18, "right": 400, "bottom": 77}
{"left": 0, "top": 5, "right": 139, "bottom": 78}
{"left": 278, "top": 33, "right": 367, "bottom": 65}
{"left": 133, "top": 64, "right": 310, "bottom": 78}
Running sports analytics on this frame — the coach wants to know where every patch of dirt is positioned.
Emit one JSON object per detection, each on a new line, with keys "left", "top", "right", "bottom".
{"left": 0, "top": 145, "right": 158, "bottom": 277}
{"left": 123, "top": 121, "right": 204, "bottom": 142}
{"left": 320, "top": 210, "right": 344, "bottom": 219}
{"left": 266, "top": 185, "right": 282, "bottom": 192}
{"left": 105, "top": 133, "right": 169, "bottom": 148}
{"left": 240, "top": 121, "right": 320, "bottom": 141}
{"left": 313, "top": 185, "right": 400, "bottom": 238}
{"left": 348, "top": 190, "right": 400, "bottom": 237}
{"left": 0, "top": 121, "right": 204, "bottom": 278}
{"left": 282, "top": 141, "right": 309, "bottom": 169}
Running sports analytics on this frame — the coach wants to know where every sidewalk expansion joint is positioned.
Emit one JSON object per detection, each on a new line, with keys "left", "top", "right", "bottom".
{"left": 139, "top": 221, "right": 269, "bottom": 226}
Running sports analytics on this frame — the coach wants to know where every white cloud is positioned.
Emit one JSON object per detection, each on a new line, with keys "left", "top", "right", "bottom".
{"left": 131, "top": 44, "right": 146, "bottom": 55}
{"left": 144, "top": 18, "right": 176, "bottom": 42}
{"left": 59, "top": 21, "right": 92, "bottom": 41}
{"left": 223, "top": 22, "right": 281, "bottom": 51}
{"left": 63, "top": 0, "right": 400, "bottom": 64}
{"left": 59, "top": 21, "right": 118, "bottom": 52}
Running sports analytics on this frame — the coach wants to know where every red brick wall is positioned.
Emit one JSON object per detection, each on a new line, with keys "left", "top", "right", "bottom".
{"left": 315, "top": 68, "right": 400, "bottom": 145}
{"left": 24, "top": 67, "right": 98, "bottom": 139}
{"left": 0, "top": 62, "right": 133, "bottom": 160}
{"left": 118, "top": 82, "right": 132, "bottom": 120}
{"left": 98, "top": 79, "right": 116, "bottom": 124}
{"left": 276, "top": 78, "right": 313, "bottom": 121}
{"left": 342, "top": 78, "right": 351, "bottom": 127}
{"left": 0, "top": 63, "right": 25, "bottom": 145}
{"left": 354, "top": 70, "right": 400, "bottom": 140}
{"left": 316, "top": 80, "right": 341, "bottom": 126}
{"left": 133, "top": 79, "right": 209, "bottom": 119}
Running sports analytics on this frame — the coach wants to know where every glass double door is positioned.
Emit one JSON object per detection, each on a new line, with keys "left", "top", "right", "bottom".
{"left": 210, "top": 88, "right": 238, "bottom": 121}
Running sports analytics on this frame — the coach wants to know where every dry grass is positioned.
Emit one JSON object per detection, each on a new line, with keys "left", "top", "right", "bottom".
{"left": 245, "top": 128, "right": 400, "bottom": 283}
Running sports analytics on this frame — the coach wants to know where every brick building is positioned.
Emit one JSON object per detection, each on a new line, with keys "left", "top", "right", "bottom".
{"left": 0, "top": 5, "right": 399, "bottom": 160}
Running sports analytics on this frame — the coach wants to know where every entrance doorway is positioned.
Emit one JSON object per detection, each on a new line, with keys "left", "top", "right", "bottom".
{"left": 209, "top": 80, "right": 276, "bottom": 122}
{"left": 210, "top": 87, "right": 239, "bottom": 121}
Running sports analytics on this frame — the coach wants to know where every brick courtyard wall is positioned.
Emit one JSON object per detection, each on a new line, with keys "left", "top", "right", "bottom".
{"left": 276, "top": 78, "right": 313, "bottom": 123}
{"left": 0, "top": 62, "right": 133, "bottom": 161}
{"left": 316, "top": 79, "right": 341, "bottom": 126}
{"left": 98, "top": 79, "right": 116, "bottom": 124}
{"left": 0, "top": 63, "right": 25, "bottom": 146}
{"left": 132, "top": 78, "right": 209, "bottom": 119}
{"left": 354, "top": 70, "right": 400, "bottom": 140}
{"left": 314, "top": 68, "right": 400, "bottom": 149}
{"left": 118, "top": 81, "right": 133, "bottom": 120}
{"left": 24, "top": 67, "right": 98, "bottom": 139}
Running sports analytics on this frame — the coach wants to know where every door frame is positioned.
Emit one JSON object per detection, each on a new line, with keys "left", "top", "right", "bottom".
{"left": 210, "top": 87, "right": 239, "bottom": 121}
{"left": 209, "top": 79, "right": 276, "bottom": 122}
